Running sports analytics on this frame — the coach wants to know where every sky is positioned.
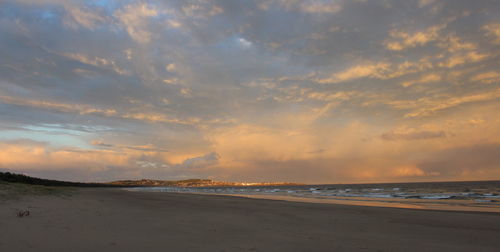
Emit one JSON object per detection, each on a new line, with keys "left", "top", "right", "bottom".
{"left": 0, "top": 0, "right": 499, "bottom": 183}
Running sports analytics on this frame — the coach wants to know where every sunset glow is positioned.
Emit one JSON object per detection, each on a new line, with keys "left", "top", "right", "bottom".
{"left": 0, "top": 0, "right": 499, "bottom": 183}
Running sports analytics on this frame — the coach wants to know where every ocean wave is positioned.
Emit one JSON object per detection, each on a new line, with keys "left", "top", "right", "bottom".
{"left": 126, "top": 181, "right": 500, "bottom": 210}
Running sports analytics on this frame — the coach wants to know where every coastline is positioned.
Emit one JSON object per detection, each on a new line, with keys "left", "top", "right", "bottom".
{"left": 2, "top": 187, "right": 500, "bottom": 251}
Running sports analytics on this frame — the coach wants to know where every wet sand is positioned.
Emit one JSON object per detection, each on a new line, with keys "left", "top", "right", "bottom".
{"left": 1, "top": 187, "right": 500, "bottom": 251}
{"left": 224, "top": 193, "right": 500, "bottom": 212}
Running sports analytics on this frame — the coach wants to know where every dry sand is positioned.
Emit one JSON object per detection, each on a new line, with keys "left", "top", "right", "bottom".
{"left": 1, "top": 187, "right": 500, "bottom": 251}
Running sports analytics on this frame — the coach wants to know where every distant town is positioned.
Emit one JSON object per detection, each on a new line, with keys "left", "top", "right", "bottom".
{"left": 109, "top": 179, "right": 303, "bottom": 187}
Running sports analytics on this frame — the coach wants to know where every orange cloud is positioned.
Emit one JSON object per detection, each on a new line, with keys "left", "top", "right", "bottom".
{"left": 393, "top": 165, "right": 427, "bottom": 177}
{"left": 470, "top": 71, "right": 500, "bottom": 84}
{"left": 402, "top": 73, "right": 441, "bottom": 87}
{"left": 0, "top": 94, "right": 117, "bottom": 117}
{"left": 384, "top": 25, "right": 444, "bottom": 51}
{"left": 482, "top": 23, "right": 500, "bottom": 44}
{"left": 0, "top": 142, "right": 128, "bottom": 172}
{"left": 438, "top": 51, "right": 488, "bottom": 68}
{"left": 0, "top": 94, "right": 201, "bottom": 125}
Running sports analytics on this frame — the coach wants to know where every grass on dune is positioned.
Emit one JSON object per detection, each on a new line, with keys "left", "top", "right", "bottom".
{"left": 0, "top": 181, "right": 75, "bottom": 201}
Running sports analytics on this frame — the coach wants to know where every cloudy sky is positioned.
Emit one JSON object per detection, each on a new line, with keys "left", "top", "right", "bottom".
{"left": 0, "top": 0, "right": 499, "bottom": 183}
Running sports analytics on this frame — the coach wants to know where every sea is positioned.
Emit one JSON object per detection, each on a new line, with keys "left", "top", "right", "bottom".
{"left": 126, "top": 180, "right": 500, "bottom": 212}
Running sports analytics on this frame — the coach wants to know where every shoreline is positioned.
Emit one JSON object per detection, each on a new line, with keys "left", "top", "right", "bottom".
{"left": 124, "top": 187, "right": 500, "bottom": 214}
{"left": 125, "top": 188, "right": 500, "bottom": 213}
{"left": 2, "top": 187, "right": 500, "bottom": 251}
{"left": 224, "top": 193, "right": 500, "bottom": 213}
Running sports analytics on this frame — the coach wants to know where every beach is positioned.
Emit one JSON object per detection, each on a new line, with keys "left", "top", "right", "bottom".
{"left": 1, "top": 186, "right": 500, "bottom": 251}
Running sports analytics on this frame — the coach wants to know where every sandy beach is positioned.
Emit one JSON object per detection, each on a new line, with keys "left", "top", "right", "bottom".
{"left": 1, "top": 186, "right": 500, "bottom": 252}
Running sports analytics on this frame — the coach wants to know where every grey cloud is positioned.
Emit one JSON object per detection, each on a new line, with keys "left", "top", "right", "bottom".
{"left": 91, "top": 141, "right": 171, "bottom": 153}
{"left": 126, "top": 145, "right": 170, "bottom": 152}
{"left": 417, "top": 143, "right": 500, "bottom": 178}
{"left": 177, "top": 152, "right": 220, "bottom": 170}
{"left": 381, "top": 131, "right": 446, "bottom": 141}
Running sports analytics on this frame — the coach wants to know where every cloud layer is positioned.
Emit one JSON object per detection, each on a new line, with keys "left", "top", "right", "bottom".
{"left": 0, "top": 0, "right": 499, "bottom": 183}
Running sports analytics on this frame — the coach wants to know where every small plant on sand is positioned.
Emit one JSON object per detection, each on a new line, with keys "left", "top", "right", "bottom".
{"left": 16, "top": 209, "right": 30, "bottom": 218}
